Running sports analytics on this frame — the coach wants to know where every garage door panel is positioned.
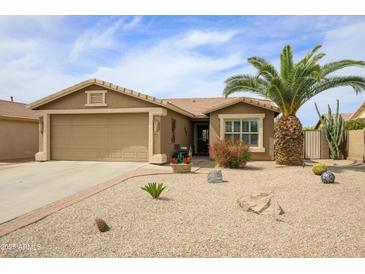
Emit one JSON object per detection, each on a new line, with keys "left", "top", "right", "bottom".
{"left": 51, "top": 114, "right": 148, "bottom": 161}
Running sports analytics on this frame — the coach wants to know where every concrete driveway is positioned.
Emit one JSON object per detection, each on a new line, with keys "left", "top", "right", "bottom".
{"left": 0, "top": 161, "right": 146, "bottom": 224}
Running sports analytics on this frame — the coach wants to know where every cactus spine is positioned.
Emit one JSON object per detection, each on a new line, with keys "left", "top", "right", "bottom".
{"left": 315, "top": 100, "right": 345, "bottom": 160}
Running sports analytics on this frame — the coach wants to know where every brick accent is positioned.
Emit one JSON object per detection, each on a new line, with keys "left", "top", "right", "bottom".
{"left": 0, "top": 166, "right": 200, "bottom": 237}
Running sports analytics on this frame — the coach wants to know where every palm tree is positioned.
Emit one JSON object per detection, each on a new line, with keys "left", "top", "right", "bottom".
{"left": 223, "top": 45, "right": 365, "bottom": 165}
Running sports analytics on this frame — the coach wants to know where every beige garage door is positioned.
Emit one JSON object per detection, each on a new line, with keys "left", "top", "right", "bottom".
{"left": 51, "top": 113, "right": 148, "bottom": 161}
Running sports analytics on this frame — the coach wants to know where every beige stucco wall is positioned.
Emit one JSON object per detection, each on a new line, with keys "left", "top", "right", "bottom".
{"left": 36, "top": 86, "right": 166, "bottom": 162}
{"left": 358, "top": 109, "right": 365, "bottom": 119}
{"left": 209, "top": 102, "right": 275, "bottom": 161}
{"left": 37, "top": 84, "right": 156, "bottom": 110}
{"left": 160, "top": 110, "right": 192, "bottom": 157}
{"left": 0, "top": 118, "right": 38, "bottom": 161}
{"left": 320, "top": 133, "right": 330, "bottom": 159}
{"left": 346, "top": 129, "right": 365, "bottom": 162}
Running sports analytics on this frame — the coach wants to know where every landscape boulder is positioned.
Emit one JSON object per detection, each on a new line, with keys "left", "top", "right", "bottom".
{"left": 321, "top": 171, "right": 335, "bottom": 184}
{"left": 207, "top": 170, "right": 223, "bottom": 183}
{"left": 237, "top": 193, "right": 284, "bottom": 215}
{"left": 95, "top": 217, "right": 110, "bottom": 232}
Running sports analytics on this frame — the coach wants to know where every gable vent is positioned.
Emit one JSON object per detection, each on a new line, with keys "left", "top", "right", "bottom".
{"left": 85, "top": 90, "right": 107, "bottom": 107}
{"left": 90, "top": 93, "right": 103, "bottom": 104}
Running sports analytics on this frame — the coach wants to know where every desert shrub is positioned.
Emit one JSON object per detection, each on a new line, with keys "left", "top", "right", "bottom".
{"left": 312, "top": 163, "right": 328, "bottom": 175}
{"left": 214, "top": 140, "right": 250, "bottom": 168}
{"left": 141, "top": 183, "right": 166, "bottom": 199}
{"left": 345, "top": 119, "right": 365, "bottom": 130}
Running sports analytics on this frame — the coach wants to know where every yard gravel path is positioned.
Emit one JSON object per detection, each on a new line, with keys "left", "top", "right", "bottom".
{"left": 0, "top": 161, "right": 364, "bottom": 257}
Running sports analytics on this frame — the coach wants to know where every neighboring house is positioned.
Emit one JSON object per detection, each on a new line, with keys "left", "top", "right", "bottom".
{"left": 314, "top": 100, "right": 365, "bottom": 129}
{"left": 314, "top": 112, "right": 353, "bottom": 129}
{"left": 0, "top": 99, "right": 39, "bottom": 161}
{"left": 349, "top": 101, "right": 365, "bottom": 120}
{"left": 28, "top": 79, "right": 280, "bottom": 163}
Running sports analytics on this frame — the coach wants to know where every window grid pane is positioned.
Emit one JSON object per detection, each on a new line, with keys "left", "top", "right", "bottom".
{"left": 225, "top": 121, "right": 232, "bottom": 133}
{"left": 224, "top": 119, "right": 259, "bottom": 146}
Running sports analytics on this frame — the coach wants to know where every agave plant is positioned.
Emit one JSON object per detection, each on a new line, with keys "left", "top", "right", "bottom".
{"left": 141, "top": 182, "right": 166, "bottom": 199}
{"left": 224, "top": 44, "right": 365, "bottom": 165}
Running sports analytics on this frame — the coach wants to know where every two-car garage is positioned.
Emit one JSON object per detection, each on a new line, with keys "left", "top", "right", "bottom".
{"left": 51, "top": 113, "right": 149, "bottom": 162}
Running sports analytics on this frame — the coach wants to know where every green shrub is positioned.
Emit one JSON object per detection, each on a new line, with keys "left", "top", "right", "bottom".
{"left": 214, "top": 140, "right": 250, "bottom": 168}
{"left": 312, "top": 163, "right": 328, "bottom": 175}
{"left": 141, "top": 183, "right": 166, "bottom": 199}
{"left": 303, "top": 126, "right": 315, "bottom": 131}
{"left": 345, "top": 119, "right": 365, "bottom": 130}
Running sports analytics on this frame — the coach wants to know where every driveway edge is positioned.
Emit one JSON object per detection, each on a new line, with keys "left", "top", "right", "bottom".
{"left": 0, "top": 167, "right": 200, "bottom": 237}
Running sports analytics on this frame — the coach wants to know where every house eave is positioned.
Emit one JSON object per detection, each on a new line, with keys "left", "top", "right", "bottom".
{"left": 202, "top": 97, "right": 280, "bottom": 115}
{"left": 28, "top": 79, "right": 195, "bottom": 118}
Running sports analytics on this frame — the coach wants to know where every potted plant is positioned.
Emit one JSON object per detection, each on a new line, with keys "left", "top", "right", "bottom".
{"left": 170, "top": 145, "right": 192, "bottom": 173}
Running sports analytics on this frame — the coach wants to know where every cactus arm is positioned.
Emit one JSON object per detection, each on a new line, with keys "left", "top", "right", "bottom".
{"left": 314, "top": 100, "right": 346, "bottom": 159}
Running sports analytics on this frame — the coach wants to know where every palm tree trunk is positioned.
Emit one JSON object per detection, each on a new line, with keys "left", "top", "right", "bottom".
{"left": 274, "top": 115, "right": 304, "bottom": 165}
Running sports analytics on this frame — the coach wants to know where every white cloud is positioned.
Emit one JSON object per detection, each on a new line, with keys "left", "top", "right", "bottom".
{"left": 0, "top": 14, "right": 364, "bottom": 127}
{"left": 91, "top": 29, "right": 243, "bottom": 98}
{"left": 178, "top": 29, "right": 239, "bottom": 48}
{"left": 0, "top": 17, "right": 80, "bottom": 103}
{"left": 123, "top": 15, "right": 142, "bottom": 30}
{"left": 69, "top": 16, "right": 142, "bottom": 61}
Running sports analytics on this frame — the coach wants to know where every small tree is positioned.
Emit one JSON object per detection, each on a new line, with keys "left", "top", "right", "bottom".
{"left": 315, "top": 100, "right": 345, "bottom": 159}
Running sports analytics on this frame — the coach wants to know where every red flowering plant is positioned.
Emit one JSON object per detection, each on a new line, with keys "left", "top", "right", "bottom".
{"left": 169, "top": 157, "right": 178, "bottom": 164}
{"left": 183, "top": 157, "right": 192, "bottom": 164}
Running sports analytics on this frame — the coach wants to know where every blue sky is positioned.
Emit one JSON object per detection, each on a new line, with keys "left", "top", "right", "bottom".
{"left": 1, "top": 15, "right": 365, "bottom": 125}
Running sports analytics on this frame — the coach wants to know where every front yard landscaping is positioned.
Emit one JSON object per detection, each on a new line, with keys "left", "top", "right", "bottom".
{"left": 0, "top": 161, "right": 364, "bottom": 258}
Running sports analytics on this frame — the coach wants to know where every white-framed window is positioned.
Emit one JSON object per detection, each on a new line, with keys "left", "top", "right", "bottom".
{"left": 218, "top": 113, "right": 266, "bottom": 152}
{"left": 224, "top": 119, "right": 259, "bottom": 146}
{"left": 85, "top": 90, "right": 107, "bottom": 107}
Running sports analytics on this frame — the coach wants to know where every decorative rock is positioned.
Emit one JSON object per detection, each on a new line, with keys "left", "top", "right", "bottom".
{"left": 95, "top": 217, "right": 110, "bottom": 232}
{"left": 312, "top": 163, "right": 328, "bottom": 175}
{"left": 237, "top": 193, "right": 284, "bottom": 215}
{"left": 207, "top": 170, "right": 223, "bottom": 183}
{"left": 321, "top": 171, "right": 335, "bottom": 184}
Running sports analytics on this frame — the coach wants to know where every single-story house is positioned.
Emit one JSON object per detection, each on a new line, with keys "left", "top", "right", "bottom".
{"left": 349, "top": 101, "right": 365, "bottom": 120}
{"left": 28, "top": 79, "right": 280, "bottom": 163}
{"left": 0, "top": 98, "right": 39, "bottom": 161}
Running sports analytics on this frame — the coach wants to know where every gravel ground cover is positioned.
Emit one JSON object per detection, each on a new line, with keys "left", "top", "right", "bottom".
{"left": 0, "top": 161, "right": 364, "bottom": 257}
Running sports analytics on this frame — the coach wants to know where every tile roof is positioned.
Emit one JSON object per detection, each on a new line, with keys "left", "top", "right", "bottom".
{"left": 0, "top": 99, "right": 38, "bottom": 120}
{"left": 350, "top": 101, "right": 365, "bottom": 120}
{"left": 340, "top": 112, "right": 354, "bottom": 121}
{"left": 165, "top": 97, "right": 279, "bottom": 117}
{"left": 29, "top": 79, "right": 280, "bottom": 118}
{"left": 314, "top": 112, "right": 353, "bottom": 129}
{"left": 29, "top": 79, "right": 195, "bottom": 118}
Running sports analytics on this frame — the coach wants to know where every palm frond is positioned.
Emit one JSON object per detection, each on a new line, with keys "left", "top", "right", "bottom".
{"left": 223, "top": 44, "right": 365, "bottom": 116}
{"left": 297, "top": 44, "right": 322, "bottom": 65}
{"left": 247, "top": 57, "right": 279, "bottom": 81}
{"left": 280, "top": 45, "right": 294, "bottom": 81}
{"left": 321, "top": 60, "right": 365, "bottom": 77}
{"left": 311, "top": 76, "right": 365, "bottom": 96}
{"left": 223, "top": 74, "right": 267, "bottom": 97}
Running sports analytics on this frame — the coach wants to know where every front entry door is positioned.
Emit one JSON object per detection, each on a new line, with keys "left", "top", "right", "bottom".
{"left": 196, "top": 124, "right": 209, "bottom": 155}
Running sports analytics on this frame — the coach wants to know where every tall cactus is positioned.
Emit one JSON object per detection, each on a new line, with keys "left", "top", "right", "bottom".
{"left": 315, "top": 100, "right": 345, "bottom": 160}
